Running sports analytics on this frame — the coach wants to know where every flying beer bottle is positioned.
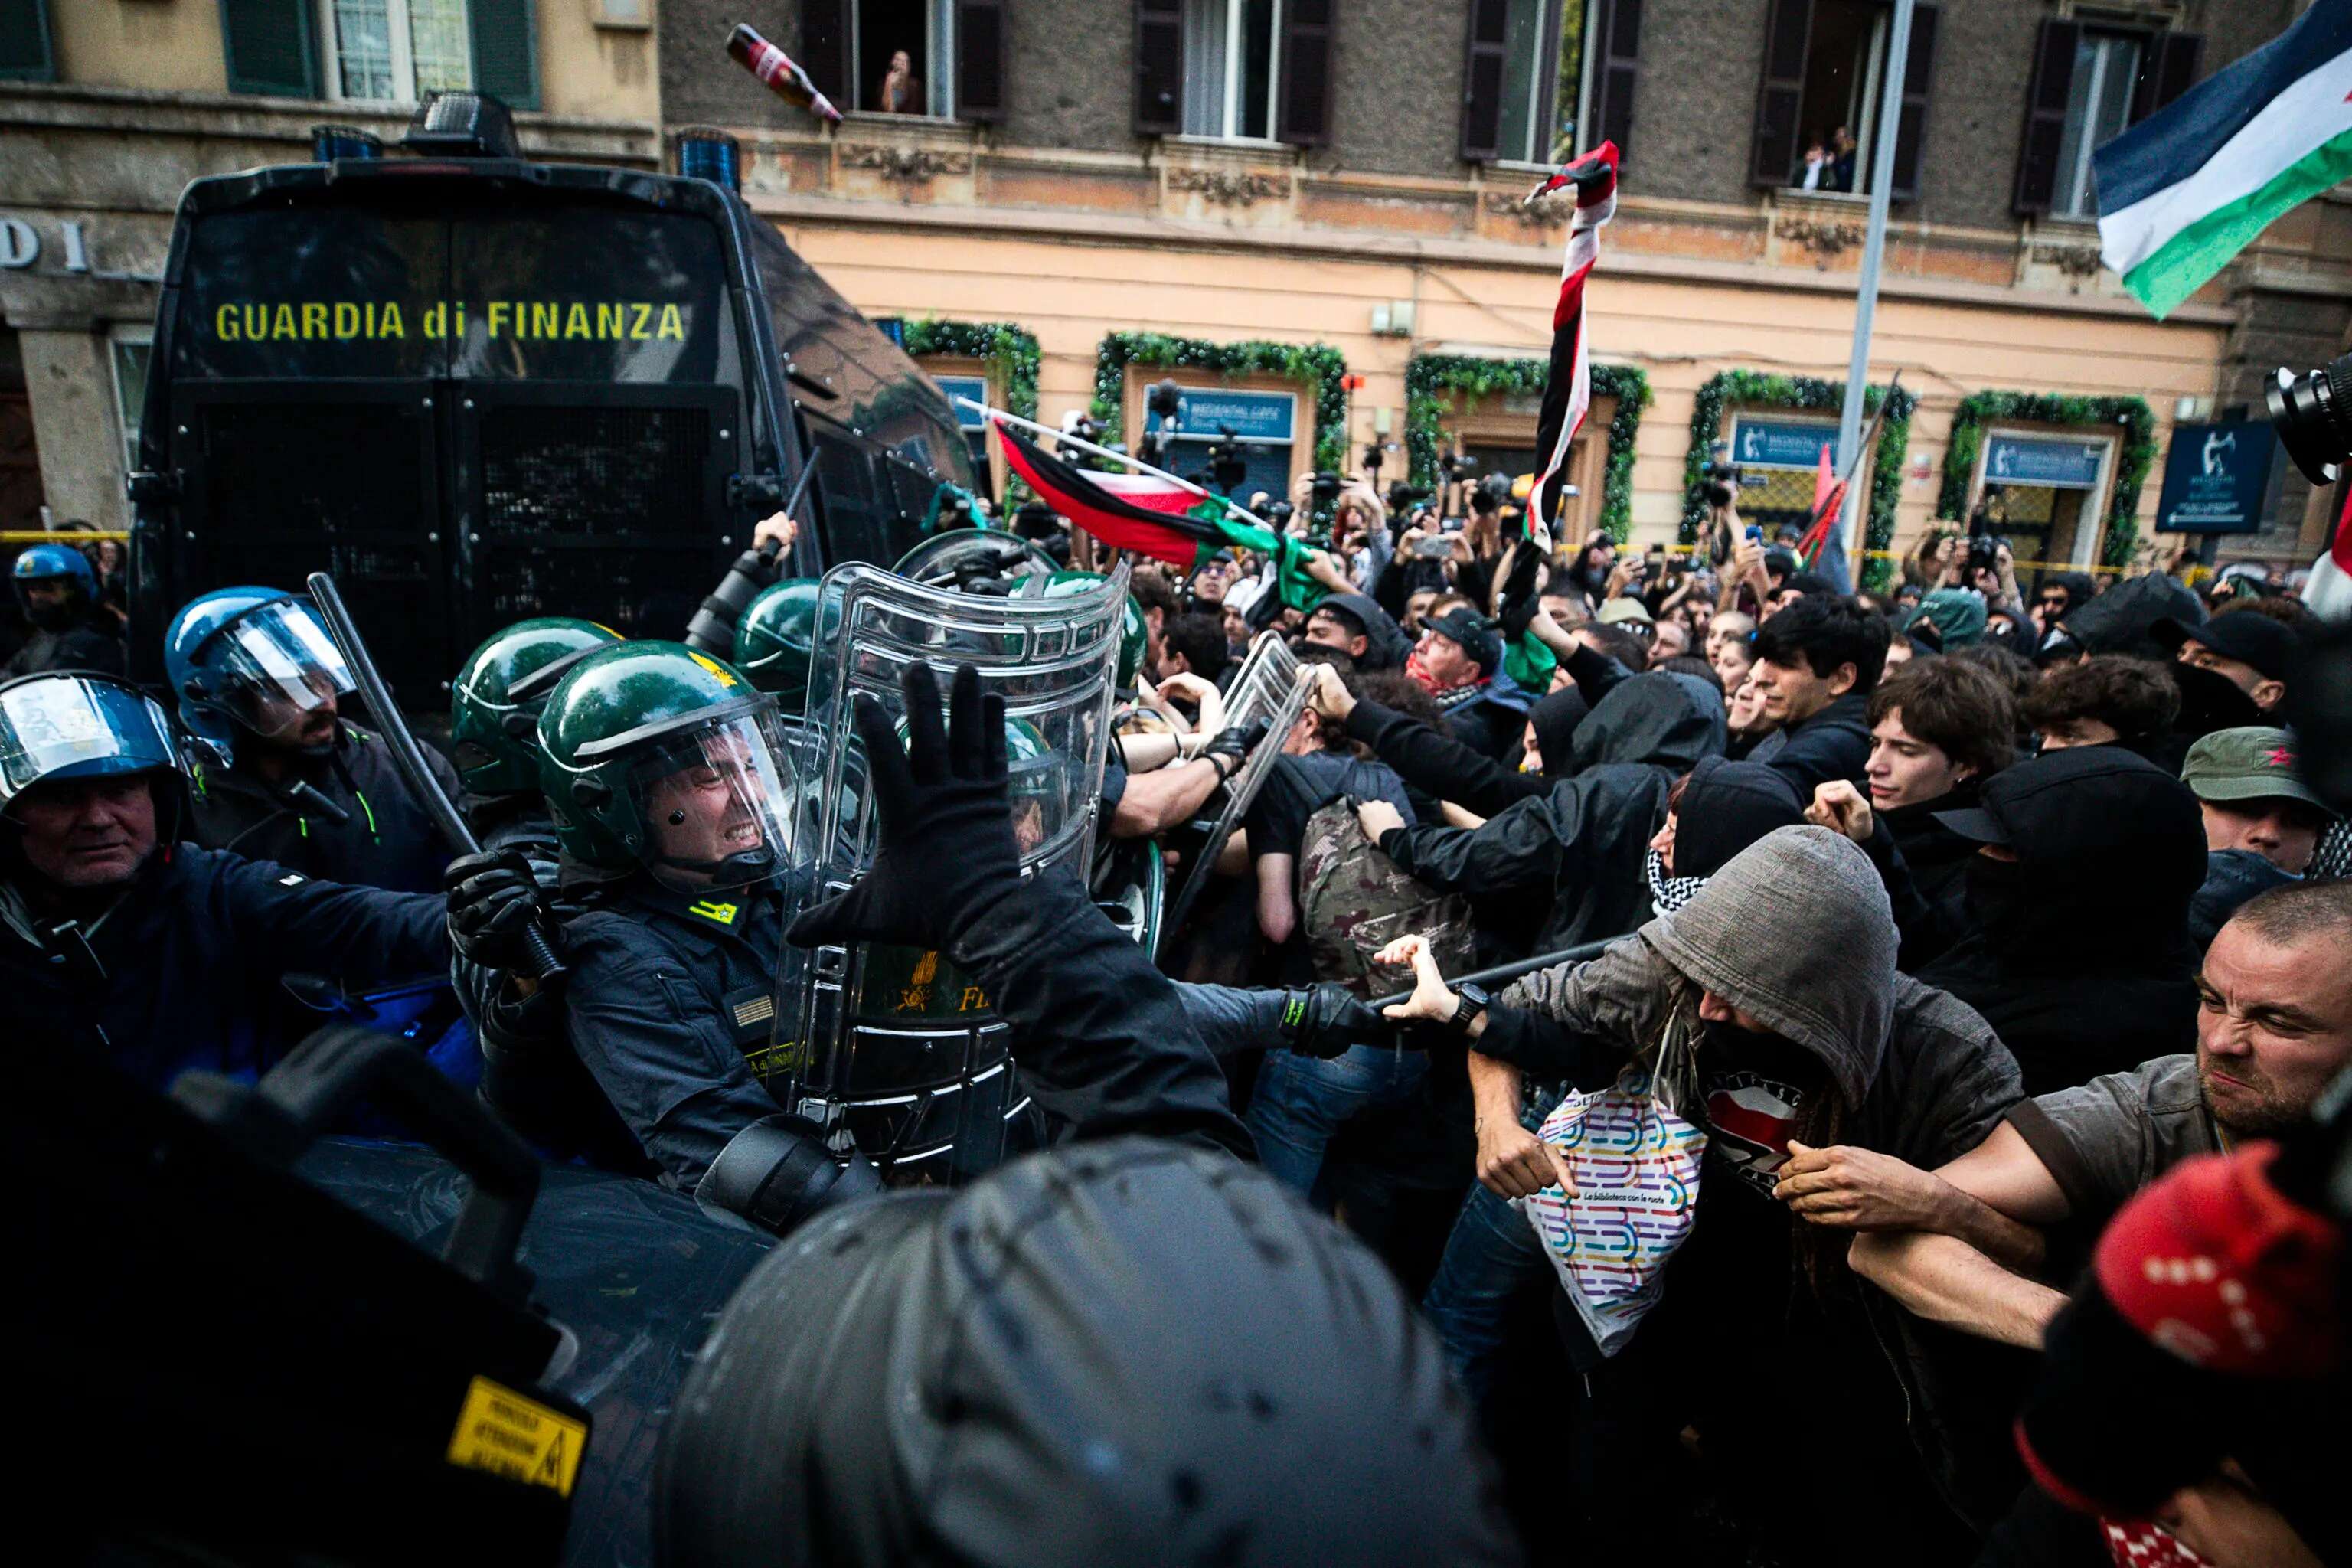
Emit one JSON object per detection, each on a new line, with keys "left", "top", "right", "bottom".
{"left": 726, "top": 24, "right": 844, "bottom": 126}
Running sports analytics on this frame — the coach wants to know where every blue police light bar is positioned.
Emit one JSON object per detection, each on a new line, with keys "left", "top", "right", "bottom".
{"left": 311, "top": 125, "right": 384, "bottom": 162}
{"left": 675, "top": 128, "right": 743, "bottom": 192}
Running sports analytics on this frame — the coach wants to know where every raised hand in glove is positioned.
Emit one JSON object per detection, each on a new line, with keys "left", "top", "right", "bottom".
{"left": 1496, "top": 541, "right": 1542, "bottom": 640}
{"left": 1200, "top": 717, "right": 1269, "bottom": 783}
{"left": 1277, "top": 982, "right": 1396, "bottom": 1059}
{"left": 786, "top": 662, "right": 1021, "bottom": 955}
{"left": 445, "top": 848, "right": 558, "bottom": 972}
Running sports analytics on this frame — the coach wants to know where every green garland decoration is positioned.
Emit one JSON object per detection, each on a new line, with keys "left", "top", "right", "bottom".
{"left": 1680, "top": 371, "right": 1918, "bottom": 592}
{"left": 1936, "top": 390, "right": 2158, "bottom": 571}
{"left": 1403, "top": 355, "right": 1652, "bottom": 543}
{"left": 900, "top": 318, "right": 1043, "bottom": 505}
{"left": 1091, "top": 332, "right": 1352, "bottom": 473}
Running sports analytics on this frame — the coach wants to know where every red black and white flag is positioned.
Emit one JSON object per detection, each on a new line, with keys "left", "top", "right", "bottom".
{"left": 995, "top": 420, "right": 1220, "bottom": 567}
{"left": 1527, "top": 141, "right": 1621, "bottom": 555}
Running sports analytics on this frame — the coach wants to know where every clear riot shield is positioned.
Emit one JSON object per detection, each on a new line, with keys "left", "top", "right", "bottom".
{"left": 772, "top": 560, "right": 1129, "bottom": 1186}
{"left": 1158, "top": 665, "right": 1311, "bottom": 954}
{"left": 1221, "top": 629, "right": 1302, "bottom": 733}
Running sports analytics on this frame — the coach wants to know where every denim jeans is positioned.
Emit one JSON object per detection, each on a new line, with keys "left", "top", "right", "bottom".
{"left": 1419, "top": 1081, "right": 1567, "bottom": 1404}
{"left": 1245, "top": 1042, "right": 1429, "bottom": 1203}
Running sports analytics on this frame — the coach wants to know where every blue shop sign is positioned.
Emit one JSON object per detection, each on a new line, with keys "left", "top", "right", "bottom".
{"left": 1731, "top": 416, "right": 1839, "bottom": 470}
{"left": 2155, "top": 420, "right": 2284, "bottom": 536}
{"left": 932, "top": 374, "right": 990, "bottom": 429}
{"left": 1984, "top": 434, "right": 2106, "bottom": 490}
{"left": 1171, "top": 388, "right": 1297, "bottom": 444}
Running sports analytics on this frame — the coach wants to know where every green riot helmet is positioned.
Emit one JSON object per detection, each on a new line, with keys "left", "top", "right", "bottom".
{"left": 731, "top": 579, "right": 822, "bottom": 707}
{"left": 536, "top": 641, "right": 801, "bottom": 891}
{"left": 449, "top": 617, "right": 624, "bottom": 795}
{"left": 1012, "top": 569, "right": 1146, "bottom": 692}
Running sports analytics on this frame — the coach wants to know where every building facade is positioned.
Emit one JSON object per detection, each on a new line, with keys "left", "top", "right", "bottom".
{"left": 4, "top": 0, "right": 2347, "bottom": 580}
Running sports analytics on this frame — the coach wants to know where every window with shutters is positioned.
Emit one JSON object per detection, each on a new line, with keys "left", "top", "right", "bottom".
{"left": 2050, "top": 31, "right": 2142, "bottom": 220}
{"left": 1180, "top": 0, "right": 1282, "bottom": 141}
{"left": 1470, "top": 2, "right": 1637, "bottom": 166}
{"left": 839, "top": 0, "right": 965, "bottom": 118}
{"left": 317, "top": 0, "right": 472, "bottom": 102}
{"left": 1753, "top": 0, "right": 1935, "bottom": 199}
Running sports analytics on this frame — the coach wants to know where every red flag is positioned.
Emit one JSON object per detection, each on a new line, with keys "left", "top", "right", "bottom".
{"left": 1796, "top": 441, "right": 1846, "bottom": 567}
{"left": 1529, "top": 142, "right": 1620, "bottom": 555}
{"left": 995, "top": 420, "right": 1217, "bottom": 566}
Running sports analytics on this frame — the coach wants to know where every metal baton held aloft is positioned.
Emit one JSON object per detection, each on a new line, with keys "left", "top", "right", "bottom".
{"left": 1365, "top": 936, "right": 1615, "bottom": 1013}
{"left": 305, "top": 572, "right": 567, "bottom": 984}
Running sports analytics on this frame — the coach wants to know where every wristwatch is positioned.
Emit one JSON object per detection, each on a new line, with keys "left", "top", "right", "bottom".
{"left": 1448, "top": 982, "right": 1491, "bottom": 1036}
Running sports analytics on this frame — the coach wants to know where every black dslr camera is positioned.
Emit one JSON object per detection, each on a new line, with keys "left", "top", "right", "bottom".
{"left": 1310, "top": 470, "right": 1344, "bottom": 508}
{"left": 1205, "top": 424, "right": 1249, "bottom": 493}
{"left": 1440, "top": 451, "right": 1480, "bottom": 485}
{"left": 1699, "top": 441, "right": 1743, "bottom": 509}
{"left": 1966, "top": 486, "right": 2009, "bottom": 578}
{"left": 2267, "top": 349, "right": 2352, "bottom": 485}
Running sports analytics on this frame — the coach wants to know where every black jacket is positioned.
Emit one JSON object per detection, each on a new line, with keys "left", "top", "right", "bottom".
{"left": 5, "top": 845, "right": 446, "bottom": 1084}
{"left": 1744, "top": 688, "right": 1872, "bottom": 797}
{"left": 2, "top": 607, "right": 126, "bottom": 680}
{"left": 1916, "top": 750, "right": 2206, "bottom": 1096}
{"left": 1860, "top": 784, "right": 1986, "bottom": 970}
{"left": 186, "top": 721, "right": 462, "bottom": 895}
{"left": 1380, "top": 673, "right": 1724, "bottom": 956}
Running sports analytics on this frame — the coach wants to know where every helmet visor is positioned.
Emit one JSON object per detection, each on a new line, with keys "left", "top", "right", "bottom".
{"left": 626, "top": 707, "right": 801, "bottom": 893}
{"left": 211, "top": 601, "right": 356, "bottom": 740}
{"left": 0, "top": 676, "right": 178, "bottom": 809}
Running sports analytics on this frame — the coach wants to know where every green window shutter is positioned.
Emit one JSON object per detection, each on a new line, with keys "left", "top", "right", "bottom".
{"left": 0, "top": 0, "right": 54, "bottom": 82}
{"left": 218, "top": 0, "right": 320, "bottom": 98}
{"left": 470, "top": 0, "right": 538, "bottom": 111}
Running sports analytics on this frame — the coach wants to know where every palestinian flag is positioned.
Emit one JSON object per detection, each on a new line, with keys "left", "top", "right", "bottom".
{"left": 995, "top": 420, "right": 1328, "bottom": 609}
{"left": 2096, "top": 0, "right": 2352, "bottom": 319}
{"left": 1527, "top": 141, "right": 1620, "bottom": 555}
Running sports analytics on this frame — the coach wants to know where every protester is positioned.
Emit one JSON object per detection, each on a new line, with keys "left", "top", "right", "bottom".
{"left": 1381, "top": 826, "right": 2019, "bottom": 1564}
{"left": 1913, "top": 746, "right": 2207, "bottom": 1096}
{"left": 1158, "top": 609, "right": 1231, "bottom": 686}
{"left": 1743, "top": 594, "right": 1887, "bottom": 793}
{"left": 2020, "top": 654, "right": 2180, "bottom": 754}
{"left": 2180, "top": 727, "right": 2337, "bottom": 948}
{"left": 1706, "top": 607, "right": 1756, "bottom": 689}
{"left": 2156, "top": 609, "right": 2293, "bottom": 715}
{"left": 1407, "top": 606, "right": 1532, "bottom": 759}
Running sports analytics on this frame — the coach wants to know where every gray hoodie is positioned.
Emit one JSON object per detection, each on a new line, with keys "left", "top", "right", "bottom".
{"left": 1485, "top": 826, "right": 2018, "bottom": 1168}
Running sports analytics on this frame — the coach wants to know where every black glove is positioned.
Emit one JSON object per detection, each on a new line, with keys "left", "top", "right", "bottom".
{"left": 1277, "top": 982, "right": 1396, "bottom": 1059}
{"left": 444, "top": 849, "right": 559, "bottom": 972}
{"left": 1497, "top": 543, "right": 1541, "bottom": 641}
{"left": 1201, "top": 718, "right": 1269, "bottom": 782}
{"left": 787, "top": 662, "right": 1021, "bottom": 955}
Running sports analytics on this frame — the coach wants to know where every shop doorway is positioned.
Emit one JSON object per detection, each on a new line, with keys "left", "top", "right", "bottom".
{"left": 1973, "top": 431, "right": 2112, "bottom": 590}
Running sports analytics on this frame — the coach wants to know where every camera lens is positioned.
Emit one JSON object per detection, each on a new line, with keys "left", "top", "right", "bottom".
{"left": 2265, "top": 351, "right": 2352, "bottom": 485}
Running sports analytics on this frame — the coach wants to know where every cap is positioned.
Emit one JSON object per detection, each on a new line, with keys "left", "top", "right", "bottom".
{"left": 1422, "top": 607, "right": 1503, "bottom": 672}
{"left": 2180, "top": 726, "right": 2334, "bottom": 813}
{"left": 2154, "top": 612, "right": 2296, "bottom": 682}
{"left": 1933, "top": 745, "right": 2203, "bottom": 860}
{"left": 1596, "top": 596, "right": 1654, "bottom": 627}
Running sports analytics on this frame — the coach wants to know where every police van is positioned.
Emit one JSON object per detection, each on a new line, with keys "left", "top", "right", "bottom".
{"left": 128, "top": 93, "right": 972, "bottom": 703}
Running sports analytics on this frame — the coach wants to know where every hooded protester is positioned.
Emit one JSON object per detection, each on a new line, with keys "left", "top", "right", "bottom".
{"left": 1905, "top": 587, "right": 1988, "bottom": 651}
{"left": 1357, "top": 671, "right": 1726, "bottom": 956}
{"left": 1388, "top": 826, "right": 2019, "bottom": 1564}
{"left": 2042, "top": 570, "right": 2200, "bottom": 666}
{"left": 2029, "top": 570, "right": 2096, "bottom": 648}
{"left": 1917, "top": 747, "right": 2206, "bottom": 1096}
{"left": 1300, "top": 591, "right": 1411, "bottom": 672}
{"left": 1306, "top": 670, "right": 1587, "bottom": 827}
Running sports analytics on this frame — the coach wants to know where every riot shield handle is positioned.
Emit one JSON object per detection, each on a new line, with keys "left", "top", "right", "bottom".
{"left": 172, "top": 1024, "right": 542, "bottom": 1306}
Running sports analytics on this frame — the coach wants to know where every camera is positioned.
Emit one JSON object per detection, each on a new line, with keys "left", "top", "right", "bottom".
{"left": 1440, "top": 451, "right": 1480, "bottom": 483}
{"left": 1263, "top": 499, "right": 1295, "bottom": 529}
{"left": 1387, "top": 481, "right": 1433, "bottom": 512}
{"left": 1361, "top": 441, "right": 1388, "bottom": 475}
{"left": 1206, "top": 424, "right": 1249, "bottom": 493}
{"left": 1698, "top": 438, "right": 1745, "bottom": 509}
{"left": 1310, "top": 470, "right": 1343, "bottom": 508}
{"left": 2265, "top": 351, "right": 2352, "bottom": 484}
{"left": 1966, "top": 485, "right": 2008, "bottom": 578}
{"left": 1147, "top": 377, "right": 1184, "bottom": 423}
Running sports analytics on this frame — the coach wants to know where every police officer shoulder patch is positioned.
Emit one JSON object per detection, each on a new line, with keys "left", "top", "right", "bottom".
{"left": 685, "top": 897, "right": 739, "bottom": 926}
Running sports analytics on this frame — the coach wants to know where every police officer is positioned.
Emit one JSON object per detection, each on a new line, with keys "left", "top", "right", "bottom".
{"left": 440, "top": 617, "right": 633, "bottom": 1157}
{"left": 5, "top": 544, "right": 125, "bottom": 678}
{"left": 164, "top": 586, "right": 459, "bottom": 893}
{"left": 730, "top": 577, "right": 822, "bottom": 703}
{"left": 1, "top": 670, "right": 447, "bottom": 1080}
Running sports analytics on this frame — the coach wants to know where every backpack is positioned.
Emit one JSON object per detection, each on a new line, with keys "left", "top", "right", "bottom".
{"left": 1297, "top": 799, "right": 1475, "bottom": 998}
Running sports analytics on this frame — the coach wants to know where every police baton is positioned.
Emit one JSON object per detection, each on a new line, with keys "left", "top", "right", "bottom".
{"left": 1364, "top": 936, "right": 1614, "bottom": 1013}
{"left": 305, "top": 572, "right": 567, "bottom": 985}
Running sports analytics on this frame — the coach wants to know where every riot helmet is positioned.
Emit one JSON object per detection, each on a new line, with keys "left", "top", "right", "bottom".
{"left": 11, "top": 544, "right": 96, "bottom": 632}
{"left": 0, "top": 671, "right": 184, "bottom": 884}
{"left": 891, "top": 528, "right": 1057, "bottom": 593}
{"left": 450, "top": 617, "right": 625, "bottom": 796}
{"left": 164, "top": 587, "right": 354, "bottom": 762}
{"left": 732, "top": 579, "right": 823, "bottom": 707}
{"left": 537, "top": 642, "right": 802, "bottom": 892}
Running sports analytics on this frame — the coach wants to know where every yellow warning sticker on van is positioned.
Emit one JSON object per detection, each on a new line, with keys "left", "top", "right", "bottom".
{"left": 446, "top": 1376, "right": 587, "bottom": 1497}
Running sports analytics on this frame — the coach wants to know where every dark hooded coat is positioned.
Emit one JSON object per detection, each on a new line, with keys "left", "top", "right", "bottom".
{"left": 1380, "top": 673, "right": 1725, "bottom": 953}
{"left": 1916, "top": 748, "right": 2206, "bottom": 1096}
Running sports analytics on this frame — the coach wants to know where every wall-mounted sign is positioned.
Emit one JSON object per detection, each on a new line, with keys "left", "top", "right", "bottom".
{"left": 0, "top": 216, "right": 93, "bottom": 273}
{"left": 1731, "top": 416, "right": 1838, "bottom": 470}
{"left": 931, "top": 374, "right": 990, "bottom": 429}
{"left": 2155, "top": 420, "right": 2284, "bottom": 535}
{"left": 1168, "top": 388, "right": 1297, "bottom": 445}
{"left": 1984, "top": 433, "right": 2107, "bottom": 491}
